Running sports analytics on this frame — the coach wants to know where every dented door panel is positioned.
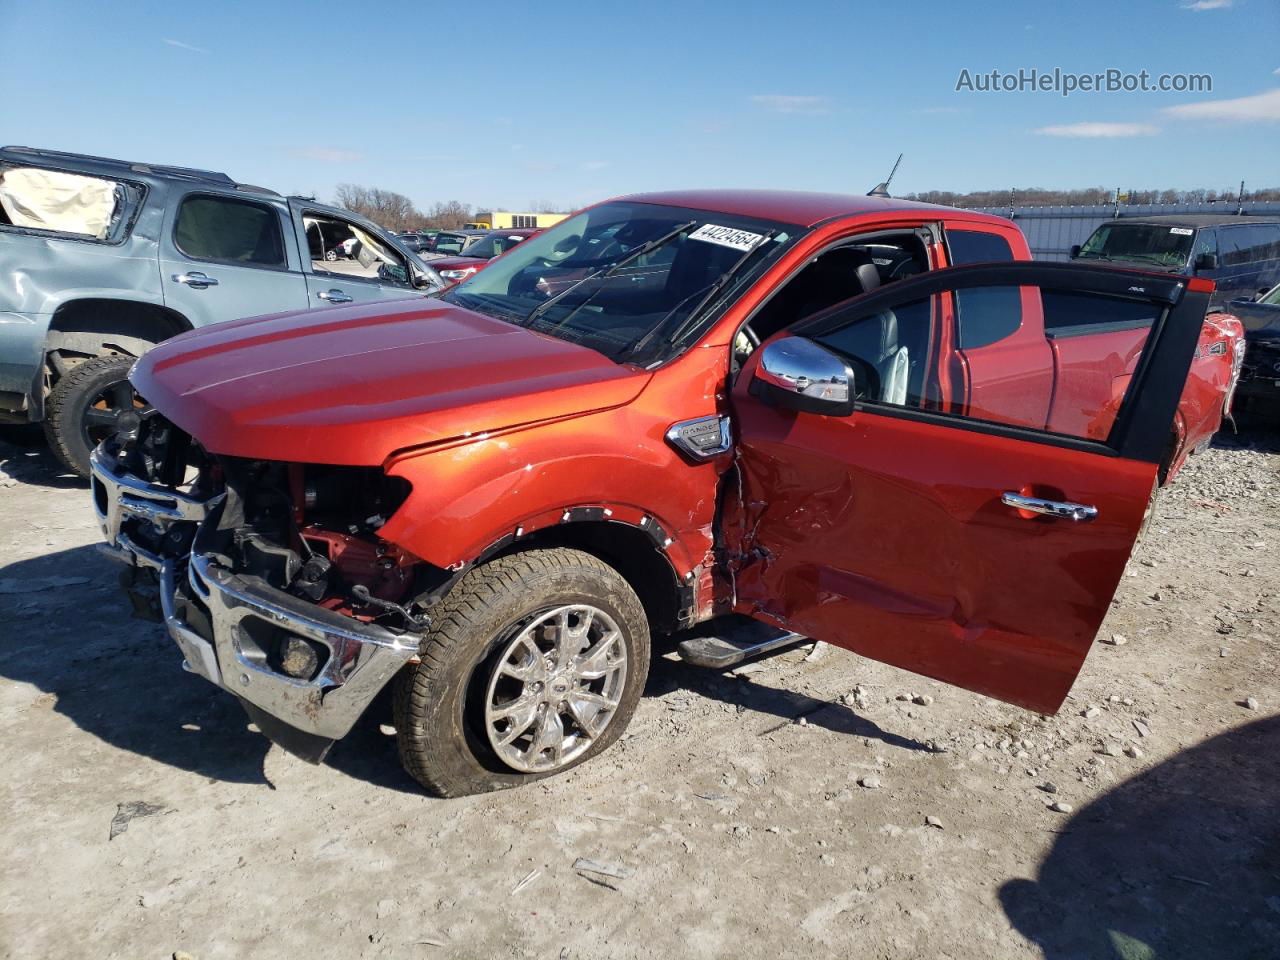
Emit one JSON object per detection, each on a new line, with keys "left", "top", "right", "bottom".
{"left": 730, "top": 402, "right": 1156, "bottom": 713}
{"left": 731, "top": 263, "right": 1210, "bottom": 714}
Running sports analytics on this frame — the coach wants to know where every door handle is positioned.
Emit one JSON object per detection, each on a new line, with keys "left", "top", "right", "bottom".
{"left": 173, "top": 271, "right": 218, "bottom": 289}
{"left": 1002, "top": 492, "right": 1098, "bottom": 522}
{"left": 317, "top": 289, "right": 352, "bottom": 303}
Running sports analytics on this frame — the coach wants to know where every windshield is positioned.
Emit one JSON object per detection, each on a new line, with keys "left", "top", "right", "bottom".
{"left": 441, "top": 201, "right": 798, "bottom": 365}
{"left": 461, "top": 232, "right": 527, "bottom": 260}
{"left": 1077, "top": 223, "right": 1195, "bottom": 267}
{"left": 433, "top": 233, "right": 470, "bottom": 255}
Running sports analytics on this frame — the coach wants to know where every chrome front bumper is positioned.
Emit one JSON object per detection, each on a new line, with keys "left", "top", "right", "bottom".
{"left": 89, "top": 447, "right": 420, "bottom": 744}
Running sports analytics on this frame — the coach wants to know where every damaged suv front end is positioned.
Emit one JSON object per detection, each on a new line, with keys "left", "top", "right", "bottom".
{"left": 90, "top": 418, "right": 429, "bottom": 761}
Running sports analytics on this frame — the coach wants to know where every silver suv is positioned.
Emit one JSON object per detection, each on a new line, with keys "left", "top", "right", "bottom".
{"left": 0, "top": 146, "right": 442, "bottom": 475}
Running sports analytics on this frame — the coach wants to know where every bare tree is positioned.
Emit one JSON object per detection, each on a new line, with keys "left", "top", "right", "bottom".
{"left": 421, "top": 200, "right": 474, "bottom": 230}
{"left": 333, "top": 183, "right": 422, "bottom": 232}
{"left": 527, "top": 199, "right": 569, "bottom": 213}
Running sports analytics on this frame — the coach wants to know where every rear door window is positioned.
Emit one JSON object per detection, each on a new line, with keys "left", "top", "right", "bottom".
{"left": 0, "top": 163, "right": 140, "bottom": 242}
{"left": 174, "top": 194, "right": 286, "bottom": 267}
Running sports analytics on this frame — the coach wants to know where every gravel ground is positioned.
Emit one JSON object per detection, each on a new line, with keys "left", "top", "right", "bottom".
{"left": 1, "top": 423, "right": 1277, "bottom": 960}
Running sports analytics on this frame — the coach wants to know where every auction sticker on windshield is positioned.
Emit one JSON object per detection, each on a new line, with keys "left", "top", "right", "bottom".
{"left": 1170, "top": 227, "right": 1194, "bottom": 236}
{"left": 689, "top": 224, "right": 766, "bottom": 252}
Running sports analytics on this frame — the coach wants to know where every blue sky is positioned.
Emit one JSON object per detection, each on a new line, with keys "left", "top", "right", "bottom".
{"left": 2, "top": 0, "right": 1276, "bottom": 212}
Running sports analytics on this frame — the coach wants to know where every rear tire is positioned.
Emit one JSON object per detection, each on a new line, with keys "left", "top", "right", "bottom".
{"left": 393, "top": 548, "right": 650, "bottom": 797}
{"left": 42, "top": 355, "right": 137, "bottom": 477}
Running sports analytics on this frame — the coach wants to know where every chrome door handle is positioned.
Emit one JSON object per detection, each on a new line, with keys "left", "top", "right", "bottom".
{"left": 1002, "top": 492, "right": 1098, "bottom": 522}
{"left": 173, "top": 271, "right": 218, "bottom": 288}
{"left": 317, "top": 289, "right": 352, "bottom": 303}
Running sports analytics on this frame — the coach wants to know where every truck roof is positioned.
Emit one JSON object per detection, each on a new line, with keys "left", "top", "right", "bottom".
{"left": 1102, "top": 213, "right": 1280, "bottom": 228}
{"left": 0, "top": 145, "right": 281, "bottom": 197}
{"left": 616, "top": 189, "right": 1009, "bottom": 228}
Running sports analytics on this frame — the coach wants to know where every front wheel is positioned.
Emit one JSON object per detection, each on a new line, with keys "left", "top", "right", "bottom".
{"left": 393, "top": 548, "right": 650, "bottom": 797}
{"left": 43, "top": 354, "right": 141, "bottom": 477}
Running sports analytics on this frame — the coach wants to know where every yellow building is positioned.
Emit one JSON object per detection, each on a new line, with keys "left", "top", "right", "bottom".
{"left": 474, "top": 211, "right": 568, "bottom": 230}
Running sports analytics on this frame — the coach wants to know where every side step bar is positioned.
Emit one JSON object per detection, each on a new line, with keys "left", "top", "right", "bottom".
{"left": 676, "top": 616, "right": 808, "bottom": 669}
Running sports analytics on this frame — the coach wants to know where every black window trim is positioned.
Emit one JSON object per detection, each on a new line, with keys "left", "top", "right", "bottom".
{"left": 786, "top": 261, "right": 1205, "bottom": 464}
{"left": 172, "top": 190, "right": 290, "bottom": 271}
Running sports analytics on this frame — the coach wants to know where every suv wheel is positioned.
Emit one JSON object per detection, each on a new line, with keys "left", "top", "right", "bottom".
{"left": 393, "top": 548, "right": 650, "bottom": 797}
{"left": 43, "top": 355, "right": 141, "bottom": 477}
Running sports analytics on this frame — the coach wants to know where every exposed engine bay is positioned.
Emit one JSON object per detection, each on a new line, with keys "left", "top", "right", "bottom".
{"left": 105, "top": 413, "right": 432, "bottom": 652}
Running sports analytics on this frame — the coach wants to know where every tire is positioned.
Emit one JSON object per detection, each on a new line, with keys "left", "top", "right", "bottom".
{"left": 42, "top": 354, "right": 138, "bottom": 477}
{"left": 393, "top": 548, "right": 650, "bottom": 797}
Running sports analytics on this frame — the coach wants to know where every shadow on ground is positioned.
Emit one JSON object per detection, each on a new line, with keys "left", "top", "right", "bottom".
{"left": 0, "top": 424, "right": 86, "bottom": 490}
{"left": 1000, "top": 715, "right": 1280, "bottom": 960}
{"left": 646, "top": 645, "right": 935, "bottom": 753}
{"left": 0, "top": 540, "right": 423, "bottom": 794}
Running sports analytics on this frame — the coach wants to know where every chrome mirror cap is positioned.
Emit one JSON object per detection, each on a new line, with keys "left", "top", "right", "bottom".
{"left": 751, "top": 336, "right": 855, "bottom": 416}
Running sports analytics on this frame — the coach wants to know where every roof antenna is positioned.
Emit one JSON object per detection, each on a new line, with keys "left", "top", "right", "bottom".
{"left": 867, "top": 153, "right": 903, "bottom": 198}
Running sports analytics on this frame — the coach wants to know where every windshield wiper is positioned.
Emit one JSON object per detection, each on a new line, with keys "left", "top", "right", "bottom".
{"left": 522, "top": 220, "right": 697, "bottom": 330}
{"left": 1116, "top": 252, "right": 1177, "bottom": 266}
{"left": 626, "top": 230, "right": 777, "bottom": 364}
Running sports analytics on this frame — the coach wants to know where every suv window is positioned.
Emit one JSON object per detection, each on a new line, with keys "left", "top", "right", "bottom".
{"left": 1193, "top": 227, "right": 1219, "bottom": 263}
{"left": 1221, "top": 224, "right": 1280, "bottom": 265}
{"left": 947, "top": 229, "right": 1019, "bottom": 349}
{"left": 0, "top": 163, "right": 138, "bottom": 242}
{"left": 303, "top": 211, "right": 411, "bottom": 285}
{"left": 175, "top": 194, "right": 285, "bottom": 266}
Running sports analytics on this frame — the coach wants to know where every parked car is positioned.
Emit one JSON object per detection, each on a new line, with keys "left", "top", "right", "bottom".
{"left": 428, "top": 229, "right": 488, "bottom": 256}
{"left": 432, "top": 228, "right": 537, "bottom": 283}
{"left": 91, "top": 189, "right": 1237, "bottom": 796}
{"left": 0, "top": 146, "right": 443, "bottom": 475}
{"left": 397, "top": 234, "right": 430, "bottom": 255}
{"left": 1071, "top": 215, "right": 1280, "bottom": 308}
{"left": 1223, "top": 280, "right": 1280, "bottom": 416}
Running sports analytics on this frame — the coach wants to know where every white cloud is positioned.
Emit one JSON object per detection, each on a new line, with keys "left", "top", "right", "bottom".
{"left": 580, "top": 160, "right": 609, "bottom": 172}
{"left": 292, "top": 147, "right": 364, "bottom": 164}
{"left": 915, "top": 106, "right": 970, "bottom": 115}
{"left": 1162, "top": 88, "right": 1280, "bottom": 123}
{"left": 1035, "top": 122, "right": 1160, "bottom": 138}
{"left": 1181, "top": 0, "right": 1232, "bottom": 9}
{"left": 750, "top": 95, "right": 831, "bottom": 115}
{"left": 162, "top": 38, "right": 208, "bottom": 53}
{"left": 1273, "top": 67, "right": 1280, "bottom": 75}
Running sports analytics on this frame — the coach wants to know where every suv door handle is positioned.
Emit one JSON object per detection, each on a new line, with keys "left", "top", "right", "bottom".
{"left": 317, "top": 289, "right": 352, "bottom": 303}
{"left": 173, "top": 271, "right": 218, "bottom": 288}
{"left": 1002, "top": 492, "right": 1098, "bottom": 522}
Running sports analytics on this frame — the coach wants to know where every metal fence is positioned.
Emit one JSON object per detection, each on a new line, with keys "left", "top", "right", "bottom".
{"left": 965, "top": 200, "right": 1280, "bottom": 261}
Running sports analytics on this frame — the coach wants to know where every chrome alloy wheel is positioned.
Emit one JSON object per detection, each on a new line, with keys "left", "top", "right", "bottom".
{"left": 483, "top": 604, "right": 628, "bottom": 773}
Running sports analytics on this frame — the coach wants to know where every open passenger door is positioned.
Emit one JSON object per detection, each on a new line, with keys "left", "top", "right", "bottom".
{"left": 730, "top": 262, "right": 1212, "bottom": 713}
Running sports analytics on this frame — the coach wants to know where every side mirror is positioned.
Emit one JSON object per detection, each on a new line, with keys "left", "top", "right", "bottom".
{"left": 1194, "top": 252, "right": 1219, "bottom": 271}
{"left": 411, "top": 264, "right": 444, "bottom": 290}
{"left": 1069, "top": 244, "right": 1081, "bottom": 259}
{"left": 750, "top": 336, "right": 855, "bottom": 416}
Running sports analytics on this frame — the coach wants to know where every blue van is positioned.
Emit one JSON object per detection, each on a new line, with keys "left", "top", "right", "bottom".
{"left": 1071, "top": 215, "right": 1280, "bottom": 308}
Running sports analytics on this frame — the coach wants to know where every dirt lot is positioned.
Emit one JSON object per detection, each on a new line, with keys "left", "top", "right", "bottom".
{"left": 1, "top": 423, "right": 1277, "bottom": 960}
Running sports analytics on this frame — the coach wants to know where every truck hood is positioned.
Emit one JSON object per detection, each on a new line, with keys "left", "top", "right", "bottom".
{"left": 131, "top": 299, "right": 651, "bottom": 465}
